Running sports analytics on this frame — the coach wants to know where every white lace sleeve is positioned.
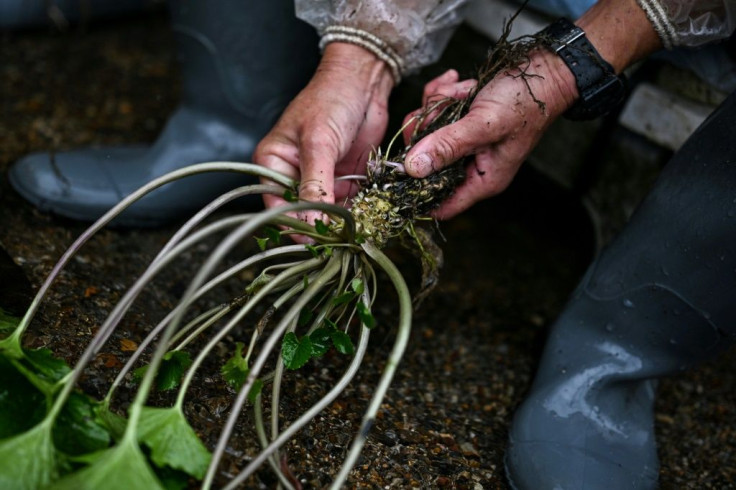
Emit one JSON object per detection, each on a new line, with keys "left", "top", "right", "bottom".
{"left": 295, "top": 0, "right": 470, "bottom": 76}
{"left": 637, "top": 0, "right": 736, "bottom": 49}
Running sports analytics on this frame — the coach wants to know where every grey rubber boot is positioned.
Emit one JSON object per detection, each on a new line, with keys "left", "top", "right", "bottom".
{"left": 0, "top": 0, "right": 155, "bottom": 30}
{"left": 505, "top": 91, "right": 736, "bottom": 489}
{"left": 9, "top": 0, "right": 318, "bottom": 226}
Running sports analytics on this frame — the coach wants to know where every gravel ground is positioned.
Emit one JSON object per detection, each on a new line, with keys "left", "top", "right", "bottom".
{"left": 1, "top": 11, "right": 734, "bottom": 489}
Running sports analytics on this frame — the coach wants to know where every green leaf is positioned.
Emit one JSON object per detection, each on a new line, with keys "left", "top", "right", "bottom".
{"left": 330, "top": 330, "right": 355, "bottom": 355}
{"left": 350, "top": 279, "right": 365, "bottom": 295}
{"left": 263, "top": 226, "right": 282, "bottom": 245}
{"left": 64, "top": 447, "right": 109, "bottom": 466}
{"left": 137, "top": 406, "right": 212, "bottom": 479}
{"left": 281, "top": 332, "right": 312, "bottom": 370}
{"left": 53, "top": 392, "right": 112, "bottom": 456}
{"left": 354, "top": 234, "right": 366, "bottom": 244}
{"left": 157, "top": 351, "right": 192, "bottom": 391}
{"left": 0, "top": 356, "right": 46, "bottom": 439}
{"left": 135, "top": 351, "right": 192, "bottom": 392}
{"left": 305, "top": 244, "right": 320, "bottom": 258}
{"left": 96, "top": 406, "right": 127, "bottom": 442}
{"left": 356, "top": 301, "right": 376, "bottom": 329}
{"left": 0, "top": 346, "right": 73, "bottom": 397}
{"left": 24, "top": 347, "right": 72, "bottom": 384}
{"left": 154, "top": 466, "right": 190, "bottom": 490}
{"left": 332, "top": 291, "right": 355, "bottom": 306}
{"left": 297, "top": 307, "right": 313, "bottom": 328}
{"left": 254, "top": 236, "right": 269, "bottom": 251}
{"left": 219, "top": 344, "right": 263, "bottom": 403}
{"left": 314, "top": 219, "right": 329, "bottom": 235}
{"left": 132, "top": 365, "right": 148, "bottom": 384}
{"left": 323, "top": 245, "right": 333, "bottom": 257}
{"left": 283, "top": 189, "right": 298, "bottom": 202}
{"left": 0, "top": 308, "right": 20, "bottom": 333}
{"left": 309, "top": 328, "right": 332, "bottom": 357}
{"left": 281, "top": 332, "right": 299, "bottom": 367}
{"left": 247, "top": 379, "right": 264, "bottom": 404}
{"left": 0, "top": 423, "right": 58, "bottom": 490}
{"left": 0, "top": 334, "right": 24, "bottom": 360}
{"left": 221, "top": 342, "right": 248, "bottom": 390}
{"left": 48, "top": 437, "right": 164, "bottom": 490}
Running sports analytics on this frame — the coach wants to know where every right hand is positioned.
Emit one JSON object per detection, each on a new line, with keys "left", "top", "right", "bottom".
{"left": 254, "top": 43, "right": 395, "bottom": 229}
{"left": 403, "top": 50, "right": 579, "bottom": 220}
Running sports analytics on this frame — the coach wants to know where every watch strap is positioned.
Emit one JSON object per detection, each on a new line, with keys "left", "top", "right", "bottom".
{"left": 540, "top": 18, "right": 627, "bottom": 120}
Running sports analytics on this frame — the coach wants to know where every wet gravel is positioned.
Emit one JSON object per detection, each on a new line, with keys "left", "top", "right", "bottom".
{"left": 1, "top": 12, "right": 734, "bottom": 489}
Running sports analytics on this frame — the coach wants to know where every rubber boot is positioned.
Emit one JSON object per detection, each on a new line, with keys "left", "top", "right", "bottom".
{"left": 9, "top": 0, "right": 319, "bottom": 226}
{"left": 0, "top": 0, "right": 155, "bottom": 30}
{"left": 505, "top": 91, "right": 736, "bottom": 489}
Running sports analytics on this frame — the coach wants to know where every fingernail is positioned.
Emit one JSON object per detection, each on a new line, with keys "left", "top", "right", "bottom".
{"left": 407, "top": 153, "right": 432, "bottom": 176}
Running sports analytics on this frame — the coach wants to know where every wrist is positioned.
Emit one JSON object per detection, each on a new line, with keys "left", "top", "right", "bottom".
{"left": 320, "top": 26, "right": 403, "bottom": 85}
{"left": 538, "top": 18, "right": 628, "bottom": 120}
{"left": 575, "top": 0, "right": 662, "bottom": 72}
{"left": 321, "top": 42, "right": 395, "bottom": 96}
{"left": 526, "top": 48, "right": 581, "bottom": 116}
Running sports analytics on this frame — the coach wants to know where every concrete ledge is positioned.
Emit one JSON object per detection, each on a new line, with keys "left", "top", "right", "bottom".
{"left": 619, "top": 82, "right": 714, "bottom": 151}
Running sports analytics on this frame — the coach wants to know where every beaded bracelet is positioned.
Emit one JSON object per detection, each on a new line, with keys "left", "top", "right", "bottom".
{"left": 319, "top": 25, "right": 404, "bottom": 85}
{"left": 636, "top": 0, "right": 678, "bottom": 49}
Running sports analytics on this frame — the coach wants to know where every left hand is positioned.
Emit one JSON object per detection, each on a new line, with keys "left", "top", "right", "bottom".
{"left": 254, "top": 43, "right": 395, "bottom": 229}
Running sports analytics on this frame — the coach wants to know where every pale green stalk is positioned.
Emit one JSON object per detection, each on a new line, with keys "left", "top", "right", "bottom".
{"left": 152, "top": 183, "right": 284, "bottom": 263}
{"left": 330, "top": 242, "right": 413, "bottom": 489}
{"left": 16, "top": 162, "right": 295, "bottom": 340}
{"left": 203, "top": 252, "right": 344, "bottom": 489}
{"left": 49, "top": 214, "right": 255, "bottom": 421}
{"left": 124, "top": 202, "right": 343, "bottom": 437}
{"left": 174, "top": 257, "right": 326, "bottom": 410}
{"left": 103, "top": 245, "right": 309, "bottom": 406}
{"left": 225, "top": 322, "right": 372, "bottom": 490}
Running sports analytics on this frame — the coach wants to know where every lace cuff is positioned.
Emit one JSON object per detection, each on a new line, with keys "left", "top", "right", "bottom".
{"left": 636, "top": 0, "right": 735, "bottom": 49}
{"left": 296, "top": 0, "right": 469, "bottom": 76}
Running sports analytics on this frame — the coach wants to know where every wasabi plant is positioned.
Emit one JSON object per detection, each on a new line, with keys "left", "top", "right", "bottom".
{"left": 0, "top": 14, "right": 542, "bottom": 489}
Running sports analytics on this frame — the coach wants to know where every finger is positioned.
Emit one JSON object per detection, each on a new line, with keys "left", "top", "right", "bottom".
{"left": 432, "top": 146, "right": 525, "bottom": 219}
{"left": 430, "top": 156, "right": 495, "bottom": 220}
{"left": 334, "top": 99, "right": 389, "bottom": 204}
{"left": 422, "top": 69, "right": 459, "bottom": 106}
{"left": 403, "top": 79, "right": 478, "bottom": 146}
{"left": 256, "top": 154, "right": 318, "bottom": 244}
{"left": 426, "top": 78, "right": 477, "bottom": 105}
{"left": 402, "top": 108, "right": 423, "bottom": 144}
{"left": 333, "top": 144, "right": 372, "bottom": 206}
{"left": 404, "top": 112, "right": 493, "bottom": 178}
{"left": 253, "top": 134, "right": 302, "bottom": 210}
{"left": 297, "top": 127, "right": 343, "bottom": 224}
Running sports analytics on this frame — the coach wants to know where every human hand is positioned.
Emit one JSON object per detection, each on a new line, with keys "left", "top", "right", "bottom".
{"left": 403, "top": 49, "right": 578, "bottom": 220}
{"left": 403, "top": 0, "right": 663, "bottom": 221}
{"left": 254, "top": 43, "right": 395, "bottom": 231}
{"left": 400, "top": 69, "right": 478, "bottom": 147}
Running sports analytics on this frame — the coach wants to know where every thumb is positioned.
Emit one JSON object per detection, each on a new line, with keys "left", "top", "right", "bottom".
{"left": 404, "top": 114, "right": 488, "bottom": 178}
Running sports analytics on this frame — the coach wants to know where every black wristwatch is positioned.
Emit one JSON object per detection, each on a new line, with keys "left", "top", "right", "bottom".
{"left": 539, "top": 18, "right": 627, "bottom": 121}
